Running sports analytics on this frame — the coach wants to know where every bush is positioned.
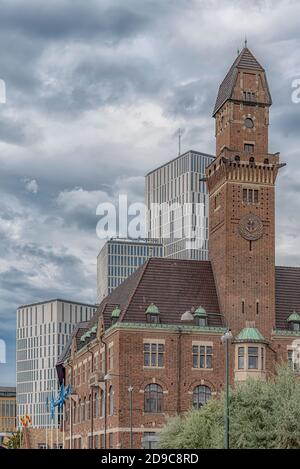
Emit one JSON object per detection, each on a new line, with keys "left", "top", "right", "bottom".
{"left": 159, "top": 365, "right": 300, "bottom": 449}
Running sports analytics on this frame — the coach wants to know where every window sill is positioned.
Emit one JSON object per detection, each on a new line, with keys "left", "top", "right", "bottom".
{"left": 143, "top": 366, "right": 165, "bottom": 370}
{"left": 191, "top": 367, "right": 213, "bottom": 371}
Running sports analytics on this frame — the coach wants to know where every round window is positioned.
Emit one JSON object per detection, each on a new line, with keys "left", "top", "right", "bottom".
{"left": 245, "top": 118, "right": 254, "bottom": 129}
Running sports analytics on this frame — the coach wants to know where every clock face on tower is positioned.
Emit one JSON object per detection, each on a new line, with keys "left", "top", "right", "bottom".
{"left": 238, "top": 214, "right": 264, "bottom": 241}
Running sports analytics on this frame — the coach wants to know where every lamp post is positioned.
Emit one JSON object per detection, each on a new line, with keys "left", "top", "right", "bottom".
{"left": 221, "top": 329, "right": 233, "bottom": 449}
{"left": 104, "top": 373, "right": 133, "bottom": 449}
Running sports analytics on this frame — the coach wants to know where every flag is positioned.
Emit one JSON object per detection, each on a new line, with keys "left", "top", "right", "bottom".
{"left": 50, "top": 393, "right": 56, "bottom": 420}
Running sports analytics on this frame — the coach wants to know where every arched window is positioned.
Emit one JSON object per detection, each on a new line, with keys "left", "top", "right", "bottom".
{"left": 235, "top": 155, "right": 240, "bottom": 162}
{"left": 249, "top": 156, "right": 255, "bottom": 164}
{"left": 108, "top": 386, "right": 114, "bottom": 416}
{"left": 78, "top": 399, "right": 81, "bottom": 422}
{"left": 192, "top": 385, "right": 211, "bottom": 409}
{"left": 144, "top": 384, "right": 163, "bottom": 413}
{"left": 264, "top": 158, "right": 269, "bottom": 165}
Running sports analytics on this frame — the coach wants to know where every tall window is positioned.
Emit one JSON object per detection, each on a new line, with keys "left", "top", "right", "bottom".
{"left": 94, "top": 391, "right": 98, "bottom": 418}
{"left": 288, "top": 349, "right": 300, "bottom": 372}
{"left": 108, "top": 386, "right": 114, "bottom": 416}
{"left": 248, "top": 347, "right": 258, "bottom": 369}
{"left": 144, "top": 384, "right": 163, "bottom": 413}
{"left": 192, "top": 385, "right": 211, "bottom": 409}
{"left": 238, "top": 347, "right": 245, "bottom": 369}
{"left": 144, "top": 343, "right": 164, "bottom": 367}
{"left": 108, "top": 346, "right": 113, "bottom": 371}
{"left": 243, "top": 188, "right": 259, "bottom": 204}
{"left": 100, "top": 390, "right": 105, "bottom": 417}
{"left": 83, "top": 397, "right": 86, "bottom": 421}
{"left": 192, "top": 345, "right": 212, "bottom": 369}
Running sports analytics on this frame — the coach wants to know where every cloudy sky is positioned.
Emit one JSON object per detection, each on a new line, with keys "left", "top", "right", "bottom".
{"left": 0, "top": 0, "right": 300, "bottom": 385}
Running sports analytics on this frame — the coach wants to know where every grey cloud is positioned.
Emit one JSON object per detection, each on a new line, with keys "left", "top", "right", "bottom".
{"left": 0, "top": 1, "right": 150, "bottom": 42}
{"left": 1, "top": 0, "right": 300, "bottom": 387}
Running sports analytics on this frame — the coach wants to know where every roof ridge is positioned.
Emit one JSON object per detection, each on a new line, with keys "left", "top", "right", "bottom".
{"left": 119, "top": 258, "right": 151, "bottom": 322}
{"left": 213, "top": 46, "right": 268, "bottom": 116}
{"left": 236, "top": 47, "right": 264, "bottom": 70}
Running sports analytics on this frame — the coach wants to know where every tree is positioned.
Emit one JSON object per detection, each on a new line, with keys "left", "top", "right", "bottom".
{"left": 159, "top": 365, "right": 300, "bottom": 449}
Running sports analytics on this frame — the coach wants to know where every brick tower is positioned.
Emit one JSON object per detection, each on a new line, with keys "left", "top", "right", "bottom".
{"left": 206, "top": 47, "right": 285, "bottom": 339}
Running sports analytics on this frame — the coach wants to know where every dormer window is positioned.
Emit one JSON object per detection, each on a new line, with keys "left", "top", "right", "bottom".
{"left": 287, "top": 312, "right": 300, "bottom": 331}
{"left": 194, "top": 307, "right": 208, "bottom": 327}
{"left": 111, "top": 306, "right": 121, "bottom": 325}
{"left": 145, "top": 303, "right": 160, "bottom": 324}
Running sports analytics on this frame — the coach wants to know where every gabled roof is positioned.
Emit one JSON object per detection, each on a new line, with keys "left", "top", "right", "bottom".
{"left": 57, "top": 321, "right": 89, "bottom": 365}
{"left": 81, "top": 258, "right": 223, "bottom": 350}
{"left": 213, "top": 47, "right": 269, "bottom": 116}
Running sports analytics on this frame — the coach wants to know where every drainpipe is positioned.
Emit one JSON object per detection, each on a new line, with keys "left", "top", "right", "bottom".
{"left": 177, "top": 328, "right": 182, "bottom": 414}
{"left": 87, "top": 348, "right": 94, "bottom": 449}
{"left": 69, "top": 363, "right": 73, "bottom": 450}
{"left": 100, "top": 333, "right": 108, "bottom": 449}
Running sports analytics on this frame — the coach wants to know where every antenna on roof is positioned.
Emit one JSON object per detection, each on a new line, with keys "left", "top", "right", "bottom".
{"left": 244, "top": 36, "right": 248, "bottom": 48}
{"left": 178, "top": 128, "right": 181, "bottom": 156}
{"left": 237, "top": 49, "right": 240, "bottom": 56}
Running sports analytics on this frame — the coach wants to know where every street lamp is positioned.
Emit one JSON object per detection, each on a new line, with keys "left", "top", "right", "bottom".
{"left": 104, "top": 373, "right": 134, "bottom": 449}
{"left": 221, "top": 329, "right": 233, "bottom": 449}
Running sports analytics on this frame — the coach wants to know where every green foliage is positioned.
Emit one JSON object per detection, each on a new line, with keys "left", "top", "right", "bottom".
{"left": 159, "top": 364, "right": 300, "bottom": 449}
{"left": 3, "top": 429, "right": 23, "bottom": 449}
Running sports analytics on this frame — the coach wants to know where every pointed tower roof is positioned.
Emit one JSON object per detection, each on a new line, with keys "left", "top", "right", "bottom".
{"left": 213, "top": 47, "right": 270, "bottom": 116}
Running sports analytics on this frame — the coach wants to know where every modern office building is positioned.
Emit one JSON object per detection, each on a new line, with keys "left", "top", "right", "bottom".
{"left": 16, "top": 299, "right": 96, "bottom": 429}
{"left": 97, "top": 238, "right": 163, "bottom": 302}
{"left": 145, "top": 150, "right": 215, "bottom": 260}
{"left": 0, "top": 387, "right": 16, "bottom": 444}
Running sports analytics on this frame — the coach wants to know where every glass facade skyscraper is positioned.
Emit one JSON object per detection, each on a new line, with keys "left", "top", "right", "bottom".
{"left": 97, "top": 238, "right": 163, "bottom": 302}
{"left": 16, "top": 299, "right": 96, "bottom": 429}
{"left": 145, "top": 150, "right": 215, "bottom": 260}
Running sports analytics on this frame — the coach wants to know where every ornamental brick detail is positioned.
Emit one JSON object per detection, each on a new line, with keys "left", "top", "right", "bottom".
{"left": 238, "top": 214, "right": 264, "bottom": 241}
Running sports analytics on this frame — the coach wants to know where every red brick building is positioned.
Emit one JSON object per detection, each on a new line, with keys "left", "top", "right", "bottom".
{"left": 57, "top": 47, "right": 300, "bottom": 449}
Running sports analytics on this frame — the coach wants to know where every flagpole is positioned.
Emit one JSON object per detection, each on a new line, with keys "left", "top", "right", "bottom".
{"left": 51, "top": 406, "right": 53, "bottom": 449}
{"left": 62, "top": 407, "right": 65, "bottom": 449}
{"left": 56, "top": 406, "right": 59, "bottom": 449}
{"left": 69, "top": 398, "right": 72, "bottom": 449}
{"left": 45, "top": 396, "right": 48, "bottom": 449}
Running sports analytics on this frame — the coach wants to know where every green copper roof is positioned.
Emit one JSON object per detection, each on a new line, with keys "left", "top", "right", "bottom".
{"left": 90, "top": 325, "right": 97, "bottom": 334}
{"left": 287, "top": 312, "right": 300, "bottom": 322}
{"left": 111, "top": 306, "right": 121, "bottom": 318}
{"left": 194, "top": 306, "right": 207, "bottom": 317}
{"left": 145, "top": 303, "right": 160, "bottom": 314}
{"left": 235, "top": 327, "right": 266, "bottom": 343}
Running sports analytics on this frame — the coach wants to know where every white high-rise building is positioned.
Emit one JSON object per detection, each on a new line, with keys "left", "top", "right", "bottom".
{"left": 145, "top": 150, "right": 215, "bottom": 260}
{"left": 97, "top": 238, "right": 163, "bottom": 302}
{"left": 16, "top": 299, "right": 96, "bottom": 428}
